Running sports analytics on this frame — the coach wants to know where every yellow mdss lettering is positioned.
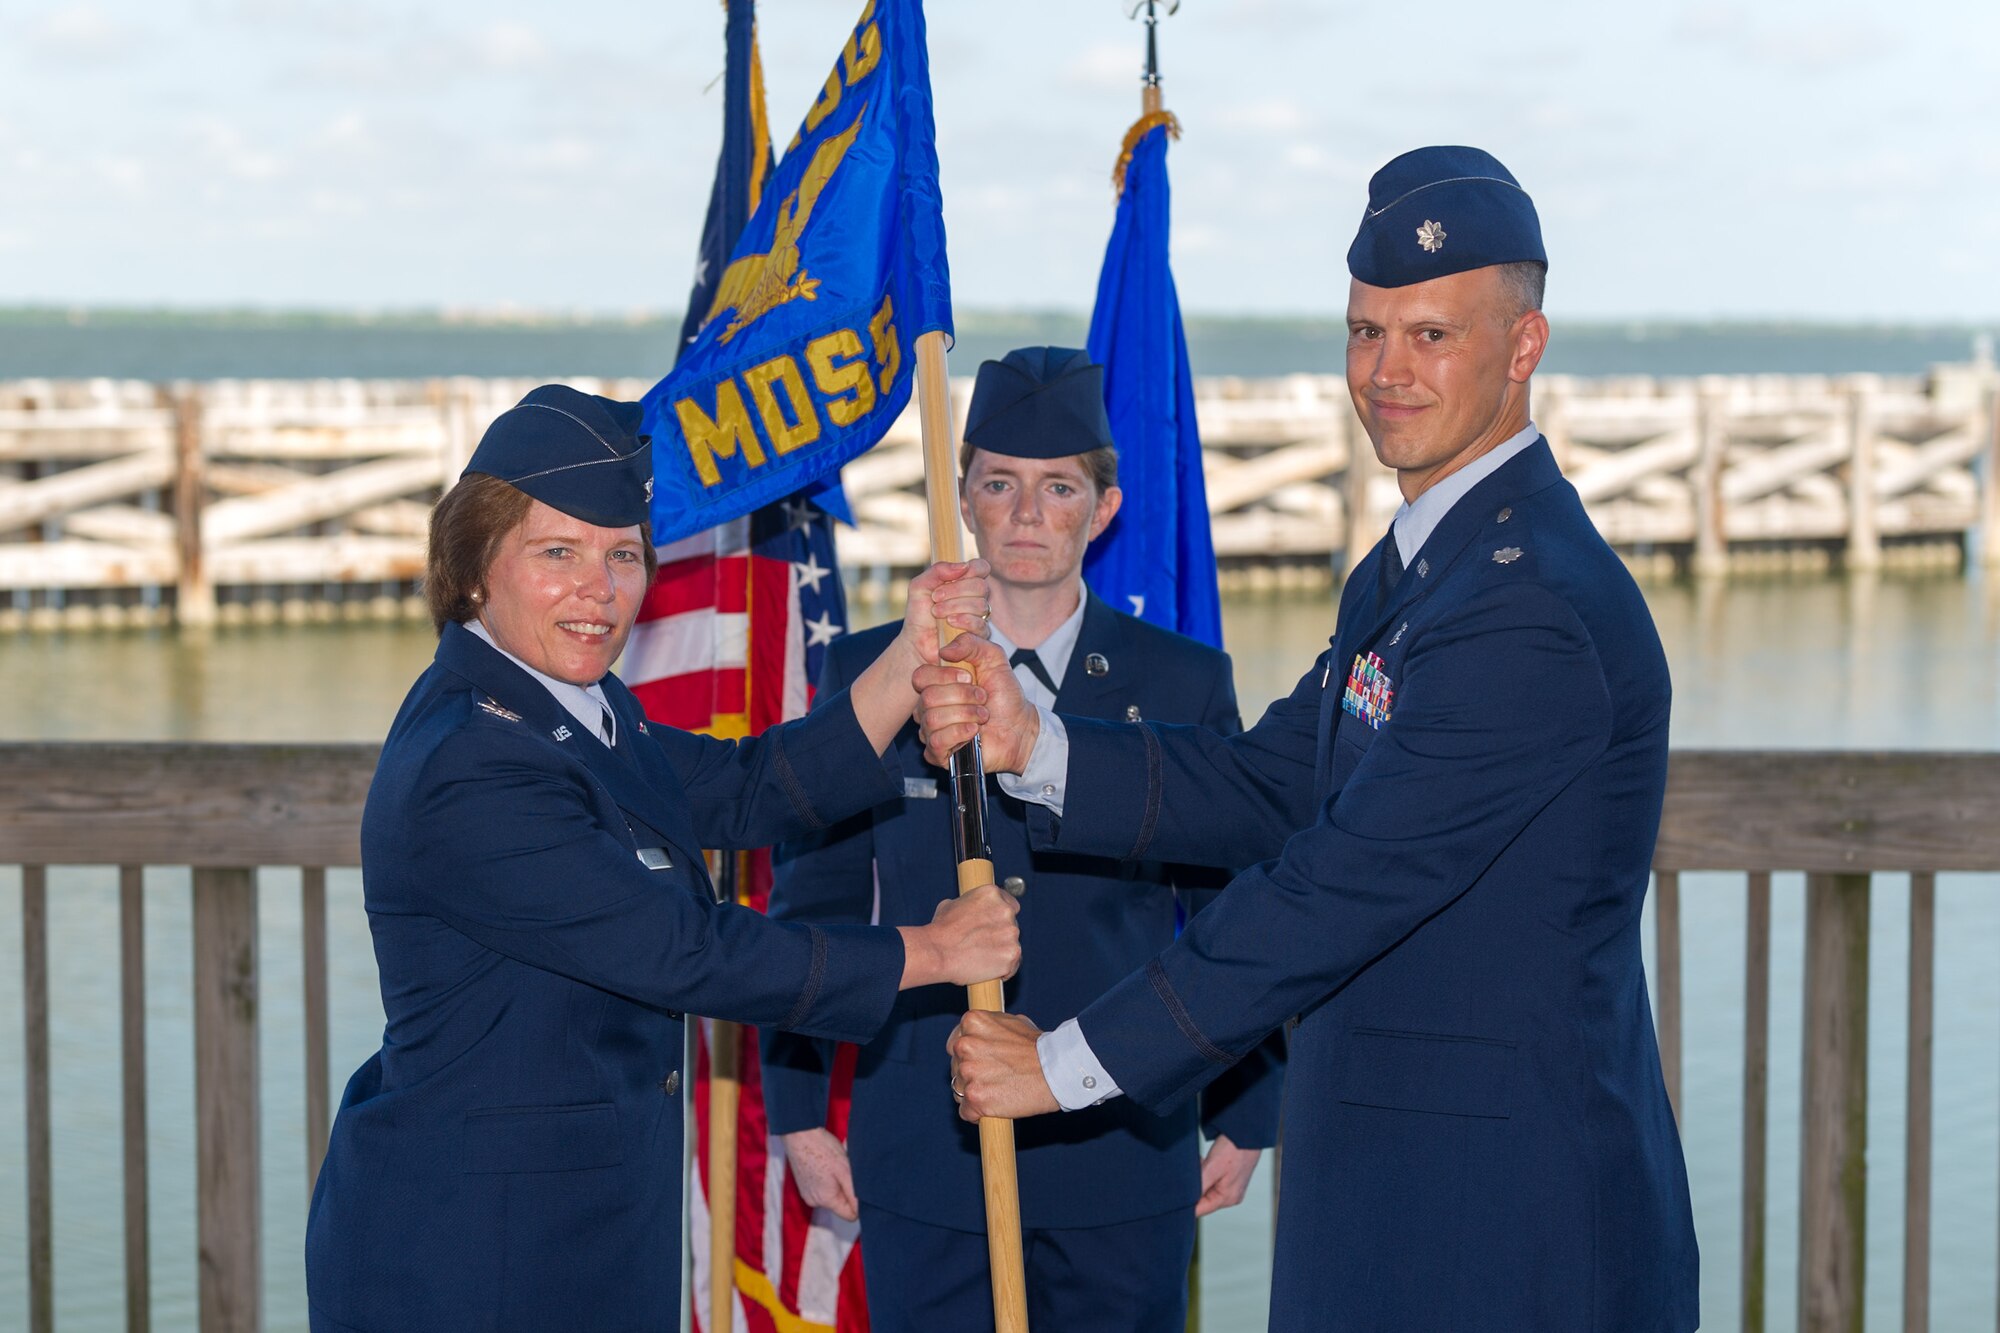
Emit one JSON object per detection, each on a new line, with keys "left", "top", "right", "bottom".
{"left": 672, "top": 0, "right": 904, "bottom": 493}
{"left": 677, "top": 295, "right": 903, "bottom": 488}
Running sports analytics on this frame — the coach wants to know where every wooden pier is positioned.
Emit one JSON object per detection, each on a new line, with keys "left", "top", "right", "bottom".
{"left": 4, "top": 742, "right": 1998, "bottom": 1331}
{"left": 2, "top": 364, "right": 1997, "bottom": 630}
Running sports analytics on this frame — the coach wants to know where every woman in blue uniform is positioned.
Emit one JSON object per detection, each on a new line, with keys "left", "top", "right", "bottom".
{"left": 305, "top": 385, "right": 1020, "bottom": 1333}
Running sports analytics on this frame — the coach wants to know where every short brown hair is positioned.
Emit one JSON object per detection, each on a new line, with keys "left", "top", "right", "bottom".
{"left": 1496, "top": 261, "right": 1547, "bottom": 320}
{"left": 958, "top": 442, "right": 1119, "bottom": 494}
{"left": 422, "top": 473, "right": 659, "bottom": 633}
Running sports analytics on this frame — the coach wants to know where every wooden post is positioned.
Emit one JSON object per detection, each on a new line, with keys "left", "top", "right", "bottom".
{"left": 1982, "top": 383, "right": 2000, "bottom": 569}
{"left": 1903, "top": 872, "right": 1935, "bottom": 1333}
{"left": 172, "top": 384, "right": 216, "bottom": 627}
{"left": 1653, "top": 870, "right": 1682, "bottom": 1116}
{"left": 23, "top": 865, "right": 53, "bottom": 1333}
{"left": 1692, "top": 384, "right": 1730, "bottom": 578}
{"left": 1799, "top": 872, "right": 1869, "bottom": 1333}
{"left": 302, "top": 867, "right": 331, "bottom": 1195}
{"left": 121, "top": 866, "right": 153, "bottom": 1333}
{"left": 1536, "top": 378, "right": 1570, "bottom": 472}
{"left": 194, "top": 867, "right": 262, "bottom": 1333}
{"left": 1843, "top": 377, "right": 1882, "bottom": 573}
{"left": 914, "top": 327, "right": 1029, "bottom": 1333}
{"left": 1343, "top": 408, "right": 1389, "bottom": 579}
{"left": 1742, "top": 872, "right": 1772, "bottom": 1333}
{"left": 709, "top": 1018, "right": 741, "bottom": 1333}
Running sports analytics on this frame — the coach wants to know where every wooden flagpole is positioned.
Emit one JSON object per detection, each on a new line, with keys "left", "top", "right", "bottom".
{"left": 913, "top": 328, "right": 1030, "bottom": 1332}
{"left": 708, "top": 853, "right": 743, "bottom": 1333}
{"left": 708, "top": 1022, "right": 740, "bottom": 1333}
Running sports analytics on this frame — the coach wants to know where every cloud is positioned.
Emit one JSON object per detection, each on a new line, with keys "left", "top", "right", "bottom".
{"left": 1216, "top": 98, "right": 1311, "bottom": 135}
{"left": 474, "top": 20, "right": 546, "bottom": 72}
{"left": 92, "top": 155, "right": 146, "bottom": 194}
{"left": 26, "top": 2, "right": 144, "bottom": 63}
{"left": 188, "top": 115, "right": 286, "bottom": 181}
{"left": 1063, "top": 42, "right": 1142, "bottom": 93}
{"left": 1673, "top": 6, "right": 1900, "bottom": 73}
{"left": 506, "top": 136, "right": 607, "bottom": 173}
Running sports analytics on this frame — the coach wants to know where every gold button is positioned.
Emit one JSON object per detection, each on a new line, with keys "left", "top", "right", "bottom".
{"left": 660, "top": 1071, "right": 681, "bottom": 1096}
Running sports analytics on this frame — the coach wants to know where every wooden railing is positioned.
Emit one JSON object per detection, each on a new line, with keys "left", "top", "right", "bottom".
{"left": 4, "top": 365, "right": 1998, "bottom": 628}
{"left": 5, "top": 743, "right": 1999, "bottom": 1331}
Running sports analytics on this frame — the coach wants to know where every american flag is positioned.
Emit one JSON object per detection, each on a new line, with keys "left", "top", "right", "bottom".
{"left": 625, "top": 497, "right": 866, "bottom": 1333}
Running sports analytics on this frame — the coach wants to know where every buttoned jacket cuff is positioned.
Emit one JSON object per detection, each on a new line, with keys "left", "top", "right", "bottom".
{"left": 996, "top": 707, "right": 1067, "bottom": 815}
{"left": 1036, "top": 1017, "right": 1122, "bottom": 1111}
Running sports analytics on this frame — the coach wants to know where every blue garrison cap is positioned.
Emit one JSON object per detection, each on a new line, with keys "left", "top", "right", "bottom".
{"left": 1347, "top": 146, "right": 1545, "bottom": 288}
{"left": 963, "top": 347, "right": 1115, "bottom": 459}
{"left": 462, "top": 385, "right": 653, "bottom": 528}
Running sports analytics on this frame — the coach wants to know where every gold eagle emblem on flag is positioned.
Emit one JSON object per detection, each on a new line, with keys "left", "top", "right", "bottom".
{"left": 704, "top": 111, "right": 867, "bottom": 344}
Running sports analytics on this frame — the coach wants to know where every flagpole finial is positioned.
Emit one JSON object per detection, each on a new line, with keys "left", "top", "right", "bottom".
{"left": 1126, "top": 0, "right": 1177, "bottom": 91}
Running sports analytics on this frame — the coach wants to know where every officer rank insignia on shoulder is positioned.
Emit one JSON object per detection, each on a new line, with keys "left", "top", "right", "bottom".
{"left": 1342, "top": 652, "right": 1395, "bottom": 729}
{"left": 1493, "top": 546, "right": 1524, "bottom": 564}
{"left": 476, "top": 698, "right": 522, "bottom": 722}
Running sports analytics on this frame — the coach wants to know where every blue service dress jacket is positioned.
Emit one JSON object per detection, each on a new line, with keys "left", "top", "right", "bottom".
{"left": 1029, "top": 442, "right": 1700, "bottom": 1331}
{"left": 305, "top": 621, "right": 907, "bottom": 1333}
{"left": 762, "top": 594, "right": 1286, "bottom": 1233}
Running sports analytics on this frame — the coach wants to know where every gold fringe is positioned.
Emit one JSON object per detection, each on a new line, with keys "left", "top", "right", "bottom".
{"left": 1111, "top": 109, "right": 1182, "bottom": 195}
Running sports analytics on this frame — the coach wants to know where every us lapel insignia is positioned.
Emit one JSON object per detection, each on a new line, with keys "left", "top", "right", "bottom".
{"left": 1494, "top": 546, "right": 1523, "bottom": 564}
{"left": 1084, "top": 652, "right": 1109, "bottom": 678}
{"left": 476, "top": 698, "right": 522, "bottom": 722}
{"left": 1341, "top": 652, "right": 1395, "bottom": 730}
{"left": 1416, "top": 558, "right": 1430, "bottom": 578}
{"left": 552, "top": 725, "right": 573, "bottom": 741}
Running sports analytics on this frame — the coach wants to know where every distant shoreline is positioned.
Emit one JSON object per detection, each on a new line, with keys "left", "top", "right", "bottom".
{"left": 1, "top": 306, "right": 1993, "bottom": 379}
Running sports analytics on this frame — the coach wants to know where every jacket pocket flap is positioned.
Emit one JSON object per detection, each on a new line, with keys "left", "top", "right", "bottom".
{"left": 460, "top": 1103, "right": 624, "bottom": 1174}
{"left": 1338, "top": 1028, "right": 1515, "bottom": 1119}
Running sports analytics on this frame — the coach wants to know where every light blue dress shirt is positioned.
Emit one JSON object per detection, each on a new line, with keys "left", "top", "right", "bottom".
{"left": 1031, "top": 422, "right": 1542, "bottom": 1111}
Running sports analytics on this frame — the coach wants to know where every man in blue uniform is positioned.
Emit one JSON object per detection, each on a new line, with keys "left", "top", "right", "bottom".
{"left": 928, "top": 150, "right": 1702, "bottom": 1331}
{"left": 763, "top": 348, "right": 1285, "bottom": 1333}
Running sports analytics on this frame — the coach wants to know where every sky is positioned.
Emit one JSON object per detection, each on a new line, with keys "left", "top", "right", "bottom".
{"left": 2, "top": 0, "right": 1997, "bottom": 322}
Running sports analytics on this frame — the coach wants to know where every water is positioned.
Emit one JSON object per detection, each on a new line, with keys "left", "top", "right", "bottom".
{"left": 1, "top": 307, "right": 1994, "bottom": 382}
{"left": 1, "top": 574, "right": 1998, "bottom": 1330}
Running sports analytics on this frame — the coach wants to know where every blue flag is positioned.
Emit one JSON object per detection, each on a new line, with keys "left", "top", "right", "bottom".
{"left": 674, "top": 0, "right": 773, "bottom": 362}
{"left": 1083, "top": 116, "right": 1223, "bottom": 649}
{"left": 645, "top": 0, "right": 952, "bottom": 544}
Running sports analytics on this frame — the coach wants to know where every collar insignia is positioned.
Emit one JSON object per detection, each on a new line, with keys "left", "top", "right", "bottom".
{"left": 476, "top": 698, "right": 522, "bottom": 722}
{"left": 552, "top": 725, "right": 573, "bottom": 741}
{"left": 1417, "top": 219, "right": 1447, "bottom": 253}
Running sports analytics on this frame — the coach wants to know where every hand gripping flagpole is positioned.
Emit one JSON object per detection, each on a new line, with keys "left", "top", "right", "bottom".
{"left": 914, "top": 328, "right": 1030, "bottom": 1333}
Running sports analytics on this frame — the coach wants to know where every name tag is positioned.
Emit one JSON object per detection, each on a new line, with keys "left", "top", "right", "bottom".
{"left": 636, "top": 847, "right": 673, "bottom": 871}
{"left": 903, "top": 777, "right": 939, "bottom": 800}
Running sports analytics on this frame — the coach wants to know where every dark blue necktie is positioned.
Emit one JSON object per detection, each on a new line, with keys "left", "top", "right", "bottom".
{"left": 1379, "top": 529, "right": 1406, "bottom": 598}
{"left": 1008, "top": 648, "right": 1058, "bottom": 696}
